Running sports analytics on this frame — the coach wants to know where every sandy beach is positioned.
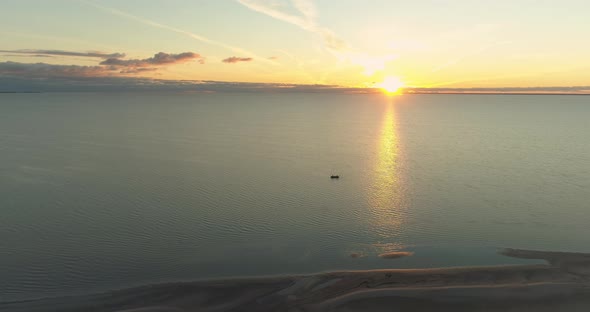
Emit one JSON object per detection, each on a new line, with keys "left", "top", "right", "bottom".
{"left": 3, "top": 249, "right": 590, "bottom": 312}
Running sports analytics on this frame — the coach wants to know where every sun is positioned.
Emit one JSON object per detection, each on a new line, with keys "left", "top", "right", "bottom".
{"left": 377, "top": 76, "right": 404, "bottom": 94}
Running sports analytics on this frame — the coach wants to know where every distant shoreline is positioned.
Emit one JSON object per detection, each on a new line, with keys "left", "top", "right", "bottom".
{"left": 1, "top": 90, "right": 589, "bottom": 96}
{"left": 403, "top": 92, "right": 590, "bottom": 96}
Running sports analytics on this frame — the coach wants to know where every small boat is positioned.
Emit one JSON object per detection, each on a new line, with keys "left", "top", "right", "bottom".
{"left": 330, "top": 175, "right": 340, "bottom": 179}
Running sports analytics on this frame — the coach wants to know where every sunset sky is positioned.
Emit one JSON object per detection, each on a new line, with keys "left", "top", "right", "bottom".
{"left": 2, "top": 0, "right": 590, "bottom": 92}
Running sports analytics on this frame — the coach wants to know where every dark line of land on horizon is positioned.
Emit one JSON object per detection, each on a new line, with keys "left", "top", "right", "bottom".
{"left": 403, "top": 92, "right": 590, "bottom": 96}
{"left": 1, "top": 90, "right": 589, "bottom": 96}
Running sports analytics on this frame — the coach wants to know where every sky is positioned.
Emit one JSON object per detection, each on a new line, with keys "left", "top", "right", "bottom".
{"left": 1, "top": 0, "right": 590, "bottom": 92}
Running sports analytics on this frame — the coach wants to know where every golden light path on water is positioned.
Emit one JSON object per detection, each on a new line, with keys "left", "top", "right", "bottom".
{"left": 366, "top": 96, "right": 407, "bottom": 253}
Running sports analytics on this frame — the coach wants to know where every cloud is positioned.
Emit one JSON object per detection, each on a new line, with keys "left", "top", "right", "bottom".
{"left": 0, "top": 61, "right": 117, "bottom": 78}
{"left": 222, "top": 56, "right": 253, "bottom": 63}
{"left": 1, "top": 54, "right": 54, "bottom": 58}
{"left": 100, "top": 52, "right": 204, "bottom": 67}
{"left": 268, "top": 56, "right": 279, "bottom": 60}
{"left": 119, "top": 67, "right": 159, "bottom": 74}
{"left": 84, "top": 1, "right": 277, "bottom": 66}
{"left": 0, "top": 49, "right": 125, "bottom": 58}
{"left": 0, "top": 51, "right": 203, "bottom": 79}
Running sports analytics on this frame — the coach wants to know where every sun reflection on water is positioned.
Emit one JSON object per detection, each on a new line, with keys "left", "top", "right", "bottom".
{"left": 367, "top": 97, "right": 407, "bottom": 251}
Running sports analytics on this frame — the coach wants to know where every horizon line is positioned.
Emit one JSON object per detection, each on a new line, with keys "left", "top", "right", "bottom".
{"left": 1, "top": 77, "right": 590, "bottom": 94}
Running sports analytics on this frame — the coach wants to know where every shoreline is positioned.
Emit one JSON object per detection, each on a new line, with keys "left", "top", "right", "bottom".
{"left": 3, "top": 248, "right": 590, "bottom": 311}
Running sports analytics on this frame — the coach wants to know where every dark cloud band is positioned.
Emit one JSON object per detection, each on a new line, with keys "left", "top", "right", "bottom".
{"left": 0, "top": 51, "right": 203, "bottom": 79}
{"left": 0, "top": 49, "right": 125, "bottom": 59}
{"left": 101, "top": 52, "right": 204, "bottom": 67}
{"left": 222, "top": 56, "right": 253, "bottom": 63}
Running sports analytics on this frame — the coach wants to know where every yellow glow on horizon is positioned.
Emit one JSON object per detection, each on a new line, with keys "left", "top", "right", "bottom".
{"left": 377, "top": 76, "right": 405, "bottom": 94}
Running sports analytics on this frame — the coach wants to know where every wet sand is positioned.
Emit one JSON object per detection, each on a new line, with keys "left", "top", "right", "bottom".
{"left": 3, "top": 249, "right": 590, "bottom": 312}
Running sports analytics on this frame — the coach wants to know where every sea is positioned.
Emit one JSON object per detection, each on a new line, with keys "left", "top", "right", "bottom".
{"left": 1, "top": 92, "right": 589, "bottom": 304}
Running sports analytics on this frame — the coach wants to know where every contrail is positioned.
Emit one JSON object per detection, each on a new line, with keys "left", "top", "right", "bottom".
{"left": 81, "top": 0, "right": 277, "bottom": 65}
{"left": 237, "top": 0, "right": 395, "bottom": 76}
{"left": 237, "top": 0, "right": 346, "bottom": 51}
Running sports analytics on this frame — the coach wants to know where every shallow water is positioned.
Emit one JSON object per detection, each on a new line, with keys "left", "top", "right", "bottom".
{"left": 1, "top": 92, "right": 589, "bottom": 302}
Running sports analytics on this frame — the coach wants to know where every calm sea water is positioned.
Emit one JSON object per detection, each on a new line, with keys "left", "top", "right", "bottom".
{"left": 1, "top": 92, "right": 589, "bottom": 302}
